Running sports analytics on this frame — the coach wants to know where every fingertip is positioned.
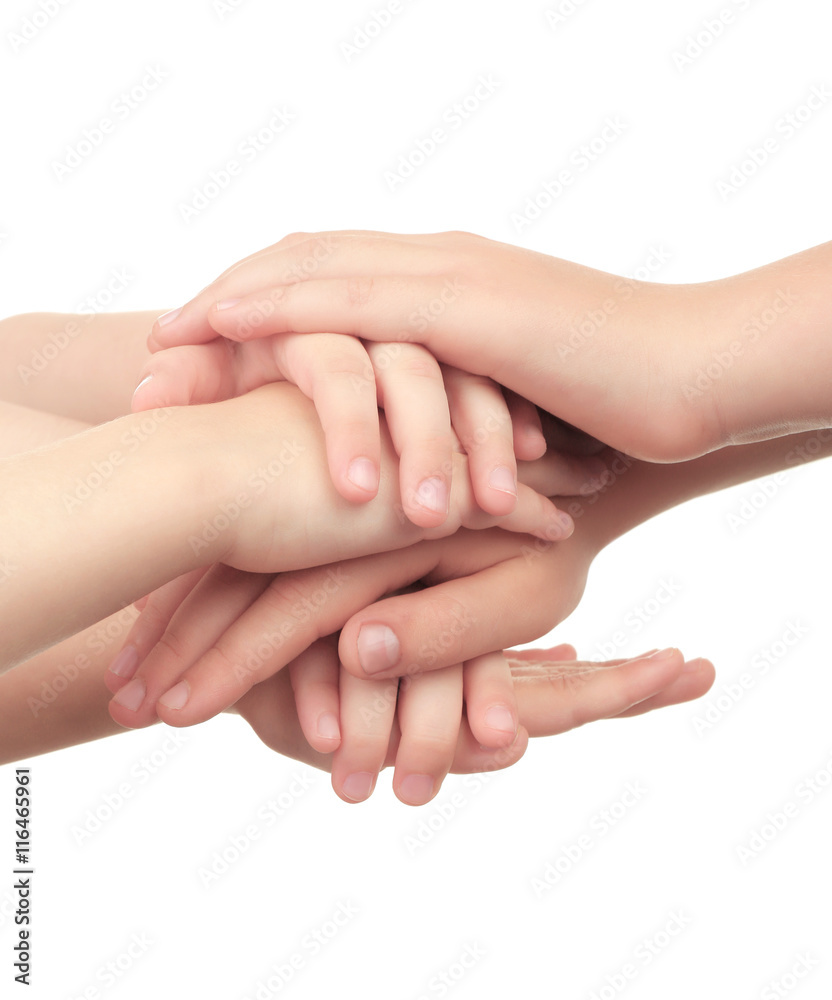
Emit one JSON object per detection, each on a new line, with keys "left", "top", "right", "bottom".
{"left": 131, "top": 374, "right": 156, "bottom": 413}
{"left": 344, "top": 457, "right": 380, "bottom": 501}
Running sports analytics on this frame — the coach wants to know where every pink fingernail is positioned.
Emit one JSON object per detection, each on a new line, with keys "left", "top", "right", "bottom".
{"left": 347, "top": 458, "right": 379, "bottom": 494}
{"left": 414, "top": 477, "right": 449, "bottom": 516}
{"left": 112, "top": 678, "right": 145, "bottom": 712}
{"left": 488, "top": 466, "right": 517, "bottom": 497}
{"left": 342, "top": 772, "right": 374, "bottom": 802}
{"left": 399, "top": 774, "right": 435, "bottom": 805}
{"left": 132, "top": 375, "right": 153, "bottom": 400}
{"left": 642, "top": 648, "right": 677, "bottom": 663}
{"left": 109, "top": 645, "right": 139, "bottom": 680}
{"left": 215, "top": 298, "right": 241, "bottom": 311}
{"left": 156, "top": 307, "right": 182, "bottom": 327}
{"left": 356, "top": 624, "right": 400, "bottom": 675}
{"left": 159, "top": 680, "right": 190, "bottom": 711}
{"left": 317, "top": 712, "right": 340, "bottom": 742}
{"left": 484, "top": 706, "right": 516, "bottom": 737}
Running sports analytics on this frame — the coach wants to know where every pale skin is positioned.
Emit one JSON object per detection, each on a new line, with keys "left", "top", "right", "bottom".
{"left": 0, "top": 311, "right": 706, "bottom": 806}
{"left": 149, "top": 230, "right": 832, "bottom": 462}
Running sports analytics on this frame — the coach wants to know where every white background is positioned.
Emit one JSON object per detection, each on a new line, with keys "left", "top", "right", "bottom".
{"left": 2, "top": 0, "right": 832, "bottom": 997}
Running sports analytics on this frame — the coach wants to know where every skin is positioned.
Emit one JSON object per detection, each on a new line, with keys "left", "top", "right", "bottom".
{"left": 149, "top": 230, "right": 832, "bottom": 462}
{"left": 0, "top": 311, "right": 707, "bottom": 805}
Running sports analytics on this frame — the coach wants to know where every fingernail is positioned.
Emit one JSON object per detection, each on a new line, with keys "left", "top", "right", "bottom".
{"left": 549, "top": 511, "right": 574, "bottom": 539}
{"left": 414, "top": 477, "right": 449, "bottom": 516}
{"left": 109, "top": 645, "right": 139, "bottom": 680}
{"left": 342, "top": 772, "right": 375, "bottom": 802}
{"left": 642, "top": 647, "right": 677, "bottom": 664}
{"left": 488, "top": 466, "right": 517, "bottom": 497}
{"left": 346, "top": 458, "right": 379, "bottom": 494}
{"left": 112, "top": 678, "right": 145, "bottom": 712}
{"left": 484, "top": 706, "right": 517, "bottom": 737}
{"left": 159, "top": 680, "right": 190, "bottom": 711}
{"left": 317, "top": 712, "right": 340, "bottom": 742}
{"left": 156, "top": 307, "right": 182, "bottom": 327}
{"left": 132, "top": 374, "right": 153, "bottom": 400}
{"left": 215, "top": 298, "right": 241, "bottom": 311}
{"left": 682, "top": 656, "right": 706, "bottom": 673}
{"left": 399, "top": 774, "right": 435, "bottom": 805}
{"left": 357, "top": 624, "right": 400, "bottom": 675}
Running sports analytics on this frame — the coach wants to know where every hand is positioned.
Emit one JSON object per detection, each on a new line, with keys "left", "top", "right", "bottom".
{"left": 228, "top": 641, "right": 714, "bottom": 803}
{"left": 134, "top": 329, "right": 574, "bottom": 524}
{"left": 147, "top": 230, "right": 720, "bottom": 462}
{"left": 181, "top": 382, "right": 575, "bottom": 577}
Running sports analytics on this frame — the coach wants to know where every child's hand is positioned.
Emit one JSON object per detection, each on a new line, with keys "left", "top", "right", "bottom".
{"left": 146, "top": 230, "right": 717, "bottom": 463}
{"left": 226, "top": 640, "right": 713, "bottom": 803}
{"left": 139, "top": 237, "right": 612, "bottom": 524}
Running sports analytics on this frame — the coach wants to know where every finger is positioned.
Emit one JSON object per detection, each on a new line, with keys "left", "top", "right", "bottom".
{"left": 131, "top": 341, "right": 242, "bottom": 410}
{"left": 504, "top": 390, "right": 547, "bottom": 461}
{"left": 367, "top": 341, "right": 454, "bottom": 528}
{"left": 448, "top": 721, "right": 529, "bottom": 775}
{"left": 339, "top": 550, "right": 566, "bottom": 681}
{"left": 331, "top": 667, "right": 398, "bottom": 803}
{"left": 151, "top": 545, "right": 447, "bottom": 728}
{"left": 613, "top": 657, "right": 715, "bottom": 717}
{"left": 510, "top": 648, "right": 688, "bottom": 736}
{"left": 148, "top": 230, "right": 320, "bottom": 350}
{"left": 288, "top": 637, "right": 343, "bottom": 753}
{"left": 443, "top": 367, "right": 517, "bottom": 516}
{"left": 516, "top": 449, "right": 609, "bottom": 500}
{"left": 507, "top": 643, "right": 578, "bottom": 662}
{"left": 393, "top": 663, "right": 463, "bottom": 806}
{"left": 149, "top": 232, "right": 454, "bottom": 349}
{"left": 462, "top": 651, "right": 518, "bottom": 749}
{"left": 275, "top": 333, "right": 381, "bottom": 502}
{"left": 234, "top": 667, "right": 334, "bottom": 773}
{"left": 108, "top": 566, "right": 271, "bottom": 729}
{"left": 105, "top": 567, "right": 209, "bottom": 694}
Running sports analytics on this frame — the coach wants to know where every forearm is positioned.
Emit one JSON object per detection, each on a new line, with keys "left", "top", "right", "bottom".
{"left": 0, "top": 609, "right": 142, "bottom": 765}
{"left": 690, "top": 241, "right": 832, "bottom": 445}
{"left": 0, "top": 310, "right": 159, "bottom": 423}
{"left": 578, "top": 430, "right": 832, "bottom": 554}
{"left": 0, "top": 405, "right": 222, "bottom": 670}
